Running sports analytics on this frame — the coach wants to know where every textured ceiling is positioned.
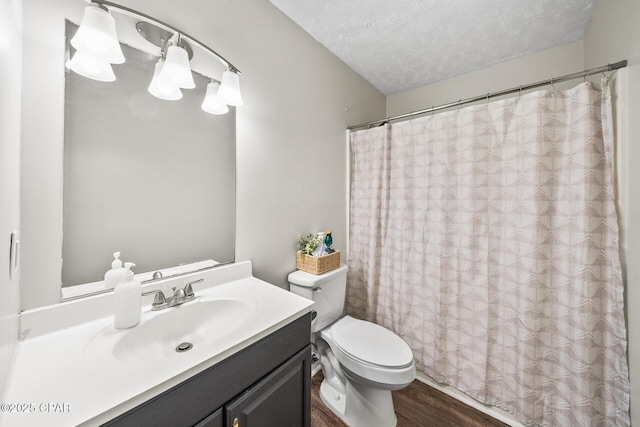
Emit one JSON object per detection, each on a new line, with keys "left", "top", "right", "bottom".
{"left": 268, "top": 0, "right": 597, "bottom": 95}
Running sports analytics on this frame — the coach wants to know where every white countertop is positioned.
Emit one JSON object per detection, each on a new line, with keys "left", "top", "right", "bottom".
{"left": 2, "top": 261, "right": 313, "bottom": 427}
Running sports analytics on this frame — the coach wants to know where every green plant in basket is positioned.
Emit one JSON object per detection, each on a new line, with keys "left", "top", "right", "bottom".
{"left": 296, "top": 233, "right": 320, "bottom": 256}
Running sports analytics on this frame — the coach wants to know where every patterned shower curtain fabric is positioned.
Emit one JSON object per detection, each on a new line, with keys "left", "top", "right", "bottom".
{"left": 347, "top": 81, "right": 630, "bottom": 426}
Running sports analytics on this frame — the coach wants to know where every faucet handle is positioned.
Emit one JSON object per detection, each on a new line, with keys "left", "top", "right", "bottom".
{"left": 172, "top": 286, "right": 186, "bottom": 300}
{"left": 142, "top": 289, "right": 166, "bottom": 306}
{"left": 184, "top": 278, "right": 203, "bottom": 298}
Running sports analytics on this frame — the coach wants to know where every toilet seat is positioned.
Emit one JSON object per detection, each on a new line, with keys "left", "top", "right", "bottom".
{"left": 331, "top": 316, "right": 413, "bottom": 368}
{"left": 321, "top": 316, "right": 416, "bottom": 387}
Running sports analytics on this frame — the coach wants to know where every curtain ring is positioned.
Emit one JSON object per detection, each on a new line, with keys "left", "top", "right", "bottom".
{"left": 584, "top": 69, "right": 588, "bottom": 82}
{"left": 431, "top": 106, "right": 435, "bottom": 117}
{"left": 377, "top": 117, "right": 390, "bottom": 127}
{"left": 486, "top": 93, "right": 490, "bottom": 105}
{"left": 550, "top": 77, "right": 555, "bottom": 93}
{"left": 518, "top": 85, "right": 522, "bottom": 98}
{"left": 457, "top": 100, "right": 462, "bottom": 112}
{"left": 604, "top": 64, "right": 614, "bottom": 82}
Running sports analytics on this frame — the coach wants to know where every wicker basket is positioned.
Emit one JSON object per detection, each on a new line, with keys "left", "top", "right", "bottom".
{"left": 296, "top": 250, "right": 340, "bottom": 275}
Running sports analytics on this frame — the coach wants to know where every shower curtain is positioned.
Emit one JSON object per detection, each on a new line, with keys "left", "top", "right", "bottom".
{"left": 347, "top": 80, "right": 630, "bottom": 426}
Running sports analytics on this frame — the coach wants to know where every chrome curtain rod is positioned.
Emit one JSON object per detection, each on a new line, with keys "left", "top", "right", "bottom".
{"left": 348, "top": 60, "right": 627, "bottom": 131}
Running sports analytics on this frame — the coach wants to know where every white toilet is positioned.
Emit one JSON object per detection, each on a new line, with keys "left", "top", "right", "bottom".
{"left": 288, "top": 264, "right": 416, "bottom": 427}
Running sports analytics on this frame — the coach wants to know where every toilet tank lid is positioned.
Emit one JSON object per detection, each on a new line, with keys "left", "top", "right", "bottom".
{"left": 288, "top": 264, "right": 348, "bottom": 287}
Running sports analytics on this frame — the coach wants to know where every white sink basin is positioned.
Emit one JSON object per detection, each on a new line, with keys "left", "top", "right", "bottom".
{"left": 114, "top": 295, "right": 260, "bottom": 362}
{"left": 85, "top": 289, "right": 261, "bottom": 363}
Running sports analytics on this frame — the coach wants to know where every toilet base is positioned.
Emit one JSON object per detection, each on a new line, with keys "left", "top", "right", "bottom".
{"left": 319, "top": 375, "right": 397, "bottom": 427}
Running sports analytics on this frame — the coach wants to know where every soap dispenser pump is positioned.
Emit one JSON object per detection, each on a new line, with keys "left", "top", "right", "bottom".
{"left": 104, "top": 251, "right": 126, "bottom": 289}
{"left": 113, "top": 262, "right": 141, "bottom": 329}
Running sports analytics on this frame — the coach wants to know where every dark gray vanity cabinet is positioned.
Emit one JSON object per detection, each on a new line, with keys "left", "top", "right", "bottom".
{"left": 224, "top": 347, "right": 309, "bottom": 427}
{"left": 194, "top": 408, "right": 223, "bottom": 427}
{"left": 102, "top": 313, "right": 311, "bottom": 427}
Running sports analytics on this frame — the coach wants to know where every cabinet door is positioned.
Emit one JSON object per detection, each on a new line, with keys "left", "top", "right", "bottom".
{"left": 226, "top": 346, "right": 311, "bottom": 427}
{"left": 195, "top": 408, "right": 223, "bottom": 427}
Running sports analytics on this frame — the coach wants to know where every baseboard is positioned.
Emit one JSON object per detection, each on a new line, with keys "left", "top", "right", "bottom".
{"left": 415, "top": 372, "right": 525, "bottom": 427}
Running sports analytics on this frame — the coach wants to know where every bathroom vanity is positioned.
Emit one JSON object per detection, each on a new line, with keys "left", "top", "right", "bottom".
{"left": 3, "top": 261, "right": 313, "bottom": 427}
{"left": 103, "top": 314, "right": 311, "bottom": 427}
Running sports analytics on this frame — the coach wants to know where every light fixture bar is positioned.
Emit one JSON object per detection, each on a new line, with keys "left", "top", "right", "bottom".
{"left": 94, "top": 0, "right": 240, "bottom": 75}
{"left": 135, "top": 22, "right": 193, "bottom": 60}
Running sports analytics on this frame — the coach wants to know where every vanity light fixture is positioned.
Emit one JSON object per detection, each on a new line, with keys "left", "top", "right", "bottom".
{"left": 201, "top": 81, "right": 229, "bottom": 115}
{"left": 148, "top": 58, "right": 183, "bottom": 101}
{"left": 70, "top": 1, "right": 243, "bottom": 114}
{"left": 70, "top": 3, "right": 125, "bottom": 64}
{"left": 219, "top": 68, "right": 244, "bottom": 107}
{"left": 66, "top": 51, "right": 116, "bottom": 82}
{"left": 158, "top": 35, "right": 196, "bottom": 89}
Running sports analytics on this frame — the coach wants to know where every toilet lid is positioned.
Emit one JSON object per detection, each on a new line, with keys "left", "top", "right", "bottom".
{"left": 330, "top": 316, "right": 414, "bottom": 368}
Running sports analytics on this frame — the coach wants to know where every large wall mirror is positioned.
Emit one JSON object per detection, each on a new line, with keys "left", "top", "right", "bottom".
{"left": 63, "top": 20, "right": 235, "bottom": 290}
{"left": 22, "top": 0, "right": 237, "bottom": 302}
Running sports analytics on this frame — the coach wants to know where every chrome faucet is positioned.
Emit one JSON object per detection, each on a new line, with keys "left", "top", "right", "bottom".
{"left": 142, "top": 278, "right": 203, "bottom": 311}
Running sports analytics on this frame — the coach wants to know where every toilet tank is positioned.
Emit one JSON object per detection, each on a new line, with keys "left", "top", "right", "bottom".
{"left": 288, "top": 264, "right": 348, "bottom": 332}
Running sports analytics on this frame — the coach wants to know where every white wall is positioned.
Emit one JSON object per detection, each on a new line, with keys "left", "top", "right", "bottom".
{"left": 583, "top": 1, "right": 640, "bottom": 424}
{"left": 0, "top": 0, "right": 22, "bottom": 408}
{"left": 20, "top": 0, "right": 67, "bottom": 309}
{"left": 19, "top": 0, "right": 386, "bottom": 309}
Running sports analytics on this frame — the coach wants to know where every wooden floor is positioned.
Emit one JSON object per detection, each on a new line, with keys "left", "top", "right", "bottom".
{"left": 311, "top": 372, "right": 510, "bottom": 427}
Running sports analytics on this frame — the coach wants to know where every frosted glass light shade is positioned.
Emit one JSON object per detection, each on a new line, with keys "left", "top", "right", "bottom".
{"left": 219, "top": 70, "right": 243, "bottom": 106}
{"left": 71, "top": 5, "right": 124, "bottom": 64}
{"left": 201, "top": 81, "right": 229, "bottom": 115}
{"left": 148, "top": 60, "right": 182, "bottom": 101}
{"left": 158, "top": 45, "right": 195, "bottom": 89}
{"left": 67, "top": 51, "right": 116, "bottom": 82}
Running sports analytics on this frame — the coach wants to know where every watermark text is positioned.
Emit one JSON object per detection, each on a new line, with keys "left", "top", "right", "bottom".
{"left": 1, "top": 403, "right": 71, "bottom": 413}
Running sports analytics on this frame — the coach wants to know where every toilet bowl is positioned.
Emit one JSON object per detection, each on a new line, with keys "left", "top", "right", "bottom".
{"left": 288, "top": 265, "right": 416, "bottom": 427}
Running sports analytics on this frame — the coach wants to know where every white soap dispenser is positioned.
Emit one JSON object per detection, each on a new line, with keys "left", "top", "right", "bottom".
{"left": 113, "top": 262, "right": 142, "bottom": 329}
{"left": 312, "top": 231, "right": 327, "bottom": 257}
{"left": 104, "top": 251, "right": 126, "bottom": 289}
